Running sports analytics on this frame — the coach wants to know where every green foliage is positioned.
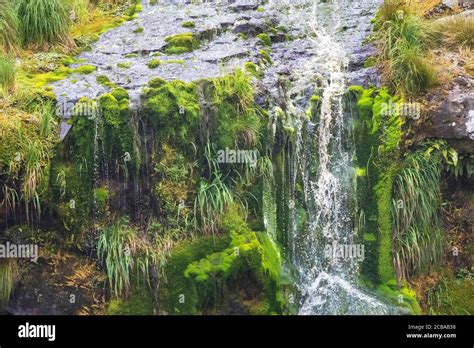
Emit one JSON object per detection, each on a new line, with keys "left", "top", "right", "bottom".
{"left": 0, "top": 0, "right": 20, "bottom": 53}
{"left": 0, "top": 260, "right": 17, "bottom": 306}
{"left": 147, "top": 59, "right": 161, "bottom": 69}
{"left": 124, "top": 53, "right": 138, "bottom": 58}
{"left": 375, "top": 0, "right": 412, "bottom": 25}
{"left": 161, "top": 235, "right": 231, "bottom": 314}
{"left": 94, "top": 186, "right": 109, "bottom": 216}
{"left": 374, "top": 164, "right": 398, "bottom": 284}
{"left": 244, "top": 61, "right": 262, "bottom": 78}
{"left": 163, "top": 205, "right": 282, "bottom": 314}
{"left": 132, "top": 26, "right": 144, "bottom": 34}
{"left": 117, "top": 62, "right": 131, "bottom": 69}
{"left": 0, "top": 54, "right": 15, "bottom": 95}
{"left": 153, "top": 144, "right": 196, "bottom": 231}
{"left": 97, "top": 218, "right": 158, "bottom": 298}
{"left": 63, "top": 0, "right": 89, "bottom": 25}
{"left": 257, "top": 33, "right": 272, "bottom": 46}
{"left": 351, "top": 86, "right": 403, "bottom": 285}
{"left": 143, "top": 79, "right": 200, "bottom": 150}
{"left": 377, "top": 279, "right": 421, "bottom": 314}
{"left": 99, "top": 91, "right": 134, "bottom": 170}
{"left": 212, "top": 69, "right": 261, "bottom": 149}
{"left": 427, "top": 272, "right": 474, "bottom": 315}
{"left": 392, "top": 151, "right": 443, "bottom": 281}
{"left": 96, "top": 74, "right": 111, "bottom": 85}
{"left": 181, "top": 21, "right": 195, "bottom": 28}
{"left": 17, "top": 0, "right": 71, "bottom": 47}
{"left": 107, "top": 277, "right": 154, "bottom": 315}
{"left": 0, "top": 103, "right": 57, "bottom": 225}
{"left": 375, "top": 4, "right": 436, "bottom": 95}
{"left": 74, "top": 65, "right": 96, "bottom": 74}
{"left": 259, "top": 49, "right": 272, "bottom": 65}
{"left": 433, "top": 17, "right": 474, "bottom": 49}
{"left": 424, "top": 139, "right": 474, "bottom": 179}
{"left": 194, "top": 146, "right": 234, "bottom": 235}
{"left": 164, "top": 33, "right": 200, "bottom": 54}
{"left": 352, "top": 85, "right": 445, "bottom": 287}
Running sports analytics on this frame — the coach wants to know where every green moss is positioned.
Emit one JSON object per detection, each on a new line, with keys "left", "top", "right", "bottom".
{"left": 74, "top": 65, "right": 96, "bottom": 74}
{"left": 149, "top": 58, "right": 182, "bottom": 65}
{"left": 96, "top": 75, "right": 111, "bottom": 85}
{"left": 364, "top": 56, "right": 377, "bottom": 68}
{"left": 148, "top": 77, "right": 167, "bottom": 88}
{"left": 181, "top": 21, "right": 195, "bottom": 28}
{"left": 95, "top": 93, "right": 135, "bottom": 172}
{"left": 259, "top": 49, "right": 272, "bottom": 65}
{"left": 350, "top": 86, "right": 404, "bottom": 286}
{"left": 161, "top": 236, "right": 231, "bottom": 314}
{"left": 183, "top": 206, "right": 282, "bottom": 313}
{"left": 377, "top": 279, "right": 421, "bottom": 314}
{"left": 237, "top": 32, "right": 248, "bottom": 40}
{"left": 211, "top": 69, "right": 262, "bottom": 149}
{"left": 363, "top": 233, "right": 376, "bottom": 242}
{"left": 256, "top": 6, "right": 264, "bottom": 12}
{"left": 143, "top": 79, "right": 200, "bottom": 150}
{"left": 428, "top": 272, "right": 474, "bottom": 315}
{"left": 147, "top": 59, "right": 162, "bottom": 69}
{"left": 124, "top": 53, "right": 138, "bottom": 58}
{"left": 124, "top": 2, "right": 142, "bottom": 20}
{"left": 257, "top": 33, "right": 272, "bottom": 46}
{"left": 132, "top": 27, "right": 144, "bottom": 34}
{"left": 111, "top": 87, "right": 129, "bottom": 101}
{"left": 164, "top": 33, "right": 200, "bottom": 54}
{"left": 107, "top": 280, "right": 154, "bottom": 315}
{"left": 164, "top": 59, "right": 185, "bottom": 65}
{"left": 244, "top": 61, "right": 262, "bottom": 78}
{"left": 117, "top": 62, "right": 132, "bottom": 69}
{"left": 375, "top": 165, "right": 398, "bottom": 284}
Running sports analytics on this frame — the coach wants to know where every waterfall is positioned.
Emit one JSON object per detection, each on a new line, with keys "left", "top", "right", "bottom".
{"left": 271, "top": 0, "right": 392, "bottom": 315}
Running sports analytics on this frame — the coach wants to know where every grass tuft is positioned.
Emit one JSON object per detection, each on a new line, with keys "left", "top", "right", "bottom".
{"left": 0, "top": 0, "right": 20, "bottom": 53}
{"left": 17, "top": 0, "right": 71, "bottom": 47}
{"left": 0, "top": 54, "right": 16, "bottom": 95}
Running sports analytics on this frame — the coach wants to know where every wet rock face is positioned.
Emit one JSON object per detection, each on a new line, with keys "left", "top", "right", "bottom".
{"left": 426, "top": 76, "right": 474, "bottom": 153}
{"left": 50, "top": 0, "right": 380, "bottom": 139}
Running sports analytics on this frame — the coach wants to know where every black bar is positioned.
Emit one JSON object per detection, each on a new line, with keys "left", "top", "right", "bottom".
{"left": 0, "top": 315, "right": 472, "bottom": 346}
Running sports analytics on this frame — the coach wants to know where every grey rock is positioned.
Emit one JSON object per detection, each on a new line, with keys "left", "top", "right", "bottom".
{"left": 427, "top": 77, "right": 474, "bottom": 152}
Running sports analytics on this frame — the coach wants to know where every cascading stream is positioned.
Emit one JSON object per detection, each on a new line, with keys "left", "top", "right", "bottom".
{"left": 272, "top": 0, "right": 392, "bottom": 314}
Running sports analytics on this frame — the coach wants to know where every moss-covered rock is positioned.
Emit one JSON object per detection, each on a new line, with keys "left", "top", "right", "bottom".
{"left": 164, "top": 33, "right": 200, "bottom": 54}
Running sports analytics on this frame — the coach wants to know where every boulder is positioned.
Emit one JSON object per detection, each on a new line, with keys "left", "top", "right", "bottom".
{"left": 425, "top": 76, "right": 474, "bottom": 153}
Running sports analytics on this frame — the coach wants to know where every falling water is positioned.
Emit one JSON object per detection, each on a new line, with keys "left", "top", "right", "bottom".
{"left": 269, "top": 0, "right": 392, "bottom": 314}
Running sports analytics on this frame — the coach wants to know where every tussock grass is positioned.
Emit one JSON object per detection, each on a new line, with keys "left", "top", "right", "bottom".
{"left": 376, "top": 0, "right": 413, "bottom": 24}
{"left": 98, "top": 218, "right": 159, "bottom": 298}
{"left": 17, "top": 0, "right": 71, "bottom": 47}
{"left": 0, "top": 0, "right": 20, "bottom": 53}
{"left": 376, "top": 1, "right": 437, "bottom": 95}
{"left": 392, "top": 152, "right": 443, "bottom": 281}
{"left": 194, "top": 144, "right": 234, "bottom": 235}
{"left": 0, "top": 259, "right": 18, "bottom": 305}
{"left": 63, "top": 0, "right": 90, "bottom": 25}
{"left": 434, "top": 17, "right": 474, "bottom": 49}
{"left": 0, "top": 54, "right": 16, "bottom": 95}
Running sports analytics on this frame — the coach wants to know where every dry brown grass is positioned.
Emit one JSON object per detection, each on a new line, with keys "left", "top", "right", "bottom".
{"left": 413, "top": 0, "right": 441, "bottom": 14}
